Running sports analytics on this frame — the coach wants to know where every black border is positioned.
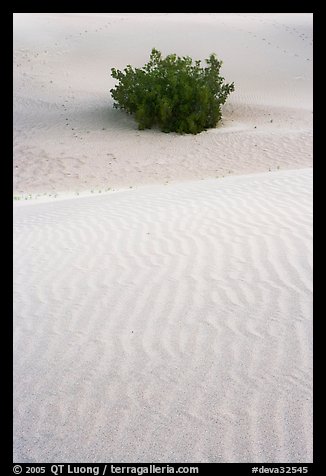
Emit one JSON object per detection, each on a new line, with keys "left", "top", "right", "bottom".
{"left": 10, "top": 7, "right": 318, "bottom": 472}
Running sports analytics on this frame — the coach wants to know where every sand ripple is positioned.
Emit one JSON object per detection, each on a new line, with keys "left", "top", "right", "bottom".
{"left": 13, "top": 168, "right": 312, "bottom": 462}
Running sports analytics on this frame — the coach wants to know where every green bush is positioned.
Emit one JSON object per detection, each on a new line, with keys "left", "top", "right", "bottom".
{"left": 110, "top": 48, "right": 234, "bottom": 134}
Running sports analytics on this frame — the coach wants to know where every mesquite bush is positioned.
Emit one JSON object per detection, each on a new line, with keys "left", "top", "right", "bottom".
{"left": 110, "top": 48, "right": 234, "bottom": 134}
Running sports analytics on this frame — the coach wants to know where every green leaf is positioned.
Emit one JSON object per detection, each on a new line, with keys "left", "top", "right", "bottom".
{"left": 110, "top": 49, "right": 234, "bottom": 134}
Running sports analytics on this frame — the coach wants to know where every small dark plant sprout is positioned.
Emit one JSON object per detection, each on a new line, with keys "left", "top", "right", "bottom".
{"left": 110, "top": 48, "right": 234, "bottom": 134}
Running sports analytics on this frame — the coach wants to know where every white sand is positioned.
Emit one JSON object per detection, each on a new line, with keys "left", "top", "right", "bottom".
{"left": 13, "top": 13, "right": 312, "bottom": 195}
{"left": 13, "top": 13, "right": 313, "bottom": 463}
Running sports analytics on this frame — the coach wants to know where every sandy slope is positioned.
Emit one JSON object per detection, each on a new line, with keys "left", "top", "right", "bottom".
{"left": 13, "top": 169, "right": 313, "bottom": 463}
{"left": 13, "top": 13, "right": 313, "bottom": 463}
{"left": 13, "top": 13, "right": 312, "bottom": 195}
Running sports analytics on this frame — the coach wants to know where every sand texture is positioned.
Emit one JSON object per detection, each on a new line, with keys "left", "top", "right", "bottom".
{"left": 14, "top": 169, "right": 313, "bottom": 463}
{"left": 13, "top": 13, "right": 312, "bottom": 195}
{"left": 13, "top": 13, "right": 313, "bottom": 463}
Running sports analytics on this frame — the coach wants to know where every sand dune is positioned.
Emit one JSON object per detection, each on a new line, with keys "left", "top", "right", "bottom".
{"left": 13, "top": 13, "right": 312, "bottom": 195}
{"left": 13, "top": 169, "right": 312, "bottom": 463}
{"left": 13, "top": 13, "right": 313, "bottom": 463}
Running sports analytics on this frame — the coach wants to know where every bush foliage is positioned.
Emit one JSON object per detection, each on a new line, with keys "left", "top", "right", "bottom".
{"left": 110, "top": 48, "right": 234, "bottom": 134}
